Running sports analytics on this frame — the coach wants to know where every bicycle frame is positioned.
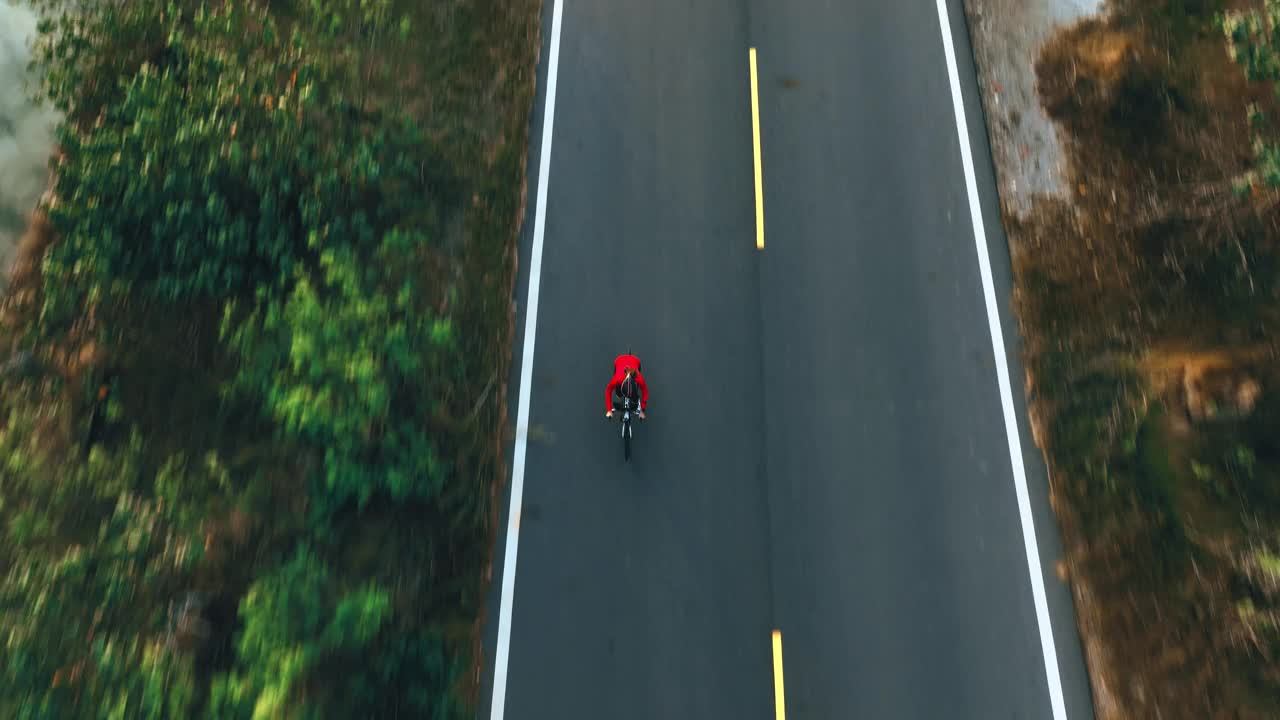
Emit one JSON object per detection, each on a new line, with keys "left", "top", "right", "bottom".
{"left": 619, "top": 395, "right": 636, "bottom": 433}
{"left": 616, "top": 388, "right": 640, "bottom": 460}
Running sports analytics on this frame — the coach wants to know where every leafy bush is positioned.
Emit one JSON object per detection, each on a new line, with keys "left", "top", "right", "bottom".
{"left": 207, "top": 547, "right": 462, "bottom": 719}
{"left": 34, "top": 0, "right": 457, "bottom": 505}
{"left": 1220, "top": 1, "right": 1280, "bottom": 189}
{"left": 33, "top": 0, "right": 445, "bottom": 324}
{"left": 1, "top": 454, "right": 208, "bottom": 719}
{"left": 224, "top": 236, "right": 454, "bottom": 508}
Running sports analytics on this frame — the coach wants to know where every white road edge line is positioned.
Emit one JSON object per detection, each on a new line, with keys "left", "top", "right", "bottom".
{"left": 931, "top": 1, "right": 1069, "bottom": 718}
{"left": 489, "top": 0, "right": 565, "bottom": 717}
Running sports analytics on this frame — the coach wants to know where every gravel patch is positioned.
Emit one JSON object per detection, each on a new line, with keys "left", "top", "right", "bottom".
{"left": 964, "top": 0, "right": 1103, "bottom": 216}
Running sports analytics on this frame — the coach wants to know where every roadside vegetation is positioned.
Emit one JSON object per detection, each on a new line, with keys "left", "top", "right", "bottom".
{"left": 0, "top": 0, "right": 538, "bottom": 716}
{"left": 1003, "top": 0, "right": 1280, "bottom": 715}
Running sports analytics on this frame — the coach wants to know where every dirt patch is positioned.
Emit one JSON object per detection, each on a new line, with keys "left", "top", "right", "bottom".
{"left": 967, "top": 0, "right": 1280, "bottom": 716}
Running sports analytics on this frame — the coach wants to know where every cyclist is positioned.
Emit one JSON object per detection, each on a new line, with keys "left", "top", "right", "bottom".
{"left": 605, "top": 353, "right": 648, "bottom": 420}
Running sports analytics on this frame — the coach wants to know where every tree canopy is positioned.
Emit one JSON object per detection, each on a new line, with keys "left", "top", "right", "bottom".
{"left": 0, "top": 0, "right": 516, "bottom": 715}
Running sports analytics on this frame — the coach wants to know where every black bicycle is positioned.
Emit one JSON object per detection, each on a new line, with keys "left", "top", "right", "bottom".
{"left": 615, "top": 386, "right": 640, "bottom": 461}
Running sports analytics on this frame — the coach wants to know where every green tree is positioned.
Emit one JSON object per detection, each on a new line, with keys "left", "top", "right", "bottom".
{"left": 32, "top": 0, "right": 440, "bottom": 327}
{"left": 37, "top": 0, "right": 324, "bottom": 327}
{"left": 33, "top": 0, "right": 456, "bottom": 507}
{"left": 207, "top": 547, "right": 462, "bottom": 719}
{"left": 223, "top": 234, "right": 454, "bottom": 508}
{"left": 0, "top": 493, "right": 202, "bottom": 720}
{"left": 11, "top": 0, "right": 479, "bottom": 716}
{"left": 0, "top": 412, "right": 232, "bottom": 719}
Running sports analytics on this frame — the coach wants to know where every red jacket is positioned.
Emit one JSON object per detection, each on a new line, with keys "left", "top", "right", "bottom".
{"left": 605, "top": 354, "right": 648, "bottom": 411}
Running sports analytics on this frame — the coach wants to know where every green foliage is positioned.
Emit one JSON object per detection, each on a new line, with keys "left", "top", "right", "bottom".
{"left": 352, "top": 625, "right": 465, "bottom": 719}
{"left": 33, "top": 0, "right": 446, "bottom": 328}
{"left": 30, "top": 0, "right": 171, "bottom": 121}
{"left": 1, "top": 492, "right": 203, "bottom": 720}
{"left": 224, "top": 237, "right": 453, "bottom": 508}
{"left": 0, "top": 405, "right": 240, "bottom": 718}
{"left": 206, "top": 548, "right": 347, "bottom": 719}
{"left": 43, "top": 52, "right": 295, "bottom": 299}
{"left": 3, "top": 0, "right": 523, "bottom": 714}
{"left": 153, "top": 451, "right": 233, "bottom": 533}
{"left": 37, "top": 1, "right": 323, "bottom": 326}
{"left": 34, "top": 0, "right": 456, "bottom": 508}
{"left": 1191, "top": 458, "right": 1229, "bottom": 499}
{"left": 3, "top": 419, "right": 165, "bottom": 548}
{"left": 1258, "top": 550, "right": 1280, "bottom": 577}
{"left": 1220, "top": 1, "right": 1280, "bottom": 189}
{"left": 1231, "top": 443, "right": 1258, "bottom": 481}
{"left": 207, "top": 547, "right": 462, "bottom": 719}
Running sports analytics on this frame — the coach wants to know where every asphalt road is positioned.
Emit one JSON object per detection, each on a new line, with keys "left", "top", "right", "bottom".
{"left": 480, "top": 0, "right": 1096, "bottom": 718}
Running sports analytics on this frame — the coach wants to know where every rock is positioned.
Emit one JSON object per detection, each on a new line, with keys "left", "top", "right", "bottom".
{"left": 1184, "top": 363, "right": 1261, "bottom": 422}
{"left": 1236, "top": 378, "right": 1262, "bottom": 416}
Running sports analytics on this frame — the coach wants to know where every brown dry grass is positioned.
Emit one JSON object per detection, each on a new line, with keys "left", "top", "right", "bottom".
{"left": 1008, "top": 0, "right": 1280, "bottom": 717}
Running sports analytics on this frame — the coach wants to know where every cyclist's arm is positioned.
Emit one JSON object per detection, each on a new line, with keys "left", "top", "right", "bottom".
{"left": 637, "top": 374, "right": 649, "bottom": 409}
{"left": 605, "top": 378, "right": 618, "bottom": 412}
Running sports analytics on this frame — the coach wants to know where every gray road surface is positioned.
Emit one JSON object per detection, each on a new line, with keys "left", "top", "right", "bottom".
{"left": 479, "top": 0, "right": 1095, "bottom": 717}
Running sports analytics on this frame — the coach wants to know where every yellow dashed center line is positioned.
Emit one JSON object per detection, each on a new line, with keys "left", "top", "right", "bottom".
{"left": 749, "top": 47, "right": 765, "bottom": 250}
{"left": 772, "top": 629, "right": 787, "bottom": 720}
